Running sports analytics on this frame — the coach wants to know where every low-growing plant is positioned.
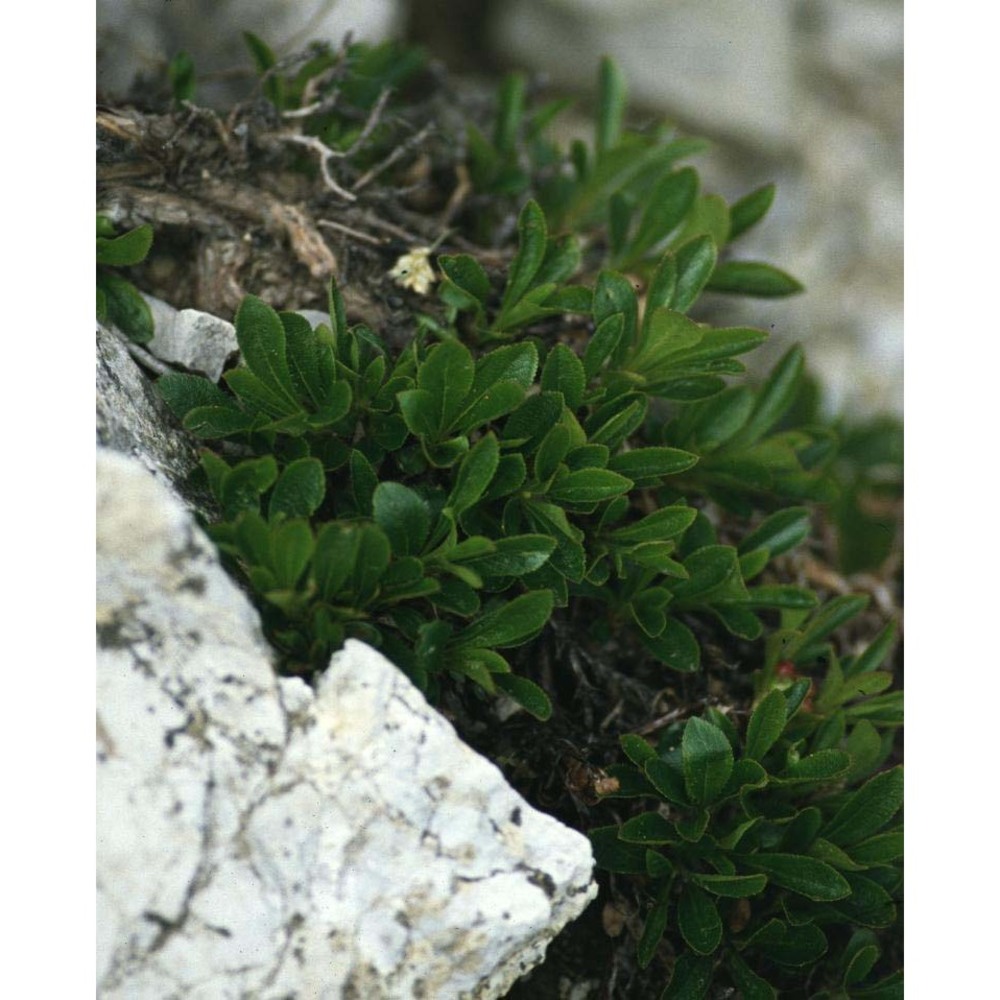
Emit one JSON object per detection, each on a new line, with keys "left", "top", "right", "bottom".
{"left": 96, "top": 214, "right": 154, "bottom": 343}
{"left": 590, "top": 603, "right": 901, "bottom": 999}
{"left": 130, "top": 50, "right": 901, "bottom": 996}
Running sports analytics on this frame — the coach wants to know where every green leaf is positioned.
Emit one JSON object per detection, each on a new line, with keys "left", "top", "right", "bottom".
{"left": 220, "top": 456, "right": 278, "bottom": 519}
{"left": 234, "top": 296, "right": 298, "bottom": 406}
{"left": 843, "top": 930, "right": 881, "bottom": 987}
{"left": 746, "top": 919, "right": 828, "bottom": 967}
{"left": 157, "top": 373, "right": 237, "bottom": 421}
{"left": 744, "top": 689, "right": 787, "bottom": 761}
{"left": 373, "top": 482, "right": 431, "bottom": 556}
{"left": 439, "top": 254, "right": 491, "bottom": 307}
{"left": 492, "top": 673, "right": 552, "bottom": 720}
{"left": 672, "top": 545, "right": 745, "bottom": 604}
{"left": 493, "top": 71, "right": 525, "bottom": 154}
{"left": 728, "top": 183, "right": 776, "bottom": 240}
{"left": 848, "top": 621, "right": 899, "bottom": 676}
{"left": 844, "top": 720, "right": 883, "bottom": 782}
{"left": 671, "top": 235, "right": 717, "bottom": 313}
{"left": 607, "top": 447, "right": 698, "bottom": 482}
{"left": 547, "top": 468, "right": 633, "bottom": 504}
{"left": 592, "top": 269, "right": 638, "bottom": 360}
{"left": 98, "top": 271, "right": 154, "bottom": 343}
{"left": 777, "top": 749, "right": 851, "bottom": 784}
{"left": 733, "top": 585, "right": 818, "bottom": 610}
{"left": 619, "top": 811, "right": 676, "bottom": 845}
{"left": 739, "top": 507, "right": 812, "bottom": 557}
{"left": 682, "top": 716, "right": 734, "bottom": 804}
{"left": 691, "top": 873, "right": 767, "bottom": 898}
{"left": 640, "top": 616, "right": 700, "bottom": 672}
{"left": 312, "top": 523, "right": 358, "bottom": 600}
{"left": 541, "top": 344, "right": 586, "bottom": 410}
{"left": 849, "top": 832, "right": 904, "bottom": 866}
{"left": 349, "top": 450, "right": 378, "bottom": 517}
{"left": 643, "top": 757, "right": 689, "bottom": 806}
{"left": 628, "top": 167, "right": 699, "bottom": 263}
{"left": 397, "top": 388, "right": 439, "bottom": 438}
{"left": 789, "top": 595, "right": 870, "bottom": 659}
{"left": 620, "top": 734, "right": 657, "bottom": 767}
{"left": 465, "top": 535, "right": 555, "bottom": 577}
{"left": 595, "top": 57, "right": 626, "bottom": 157}
{"left": 501, "top": 200, "right": 548, "bottom": 312}
{"left": 96, "top": 223, "right": 153, "bottom": 266}
{"left": 677, "top": 883, "right": 722, "bottom": 955}
{"left": 660, "top": 952, "right": 714, "bottom": 1000}
{"left": 269, "top": 519, "right": 314, "bottom": 589}
{"left": 708, "top": 261, "right": 803, "bottom": 297}
{"left": 637, "top": 884, "right": 671, "bottom": 968}
{"left": 727, "top": 951, "right": 777, "bottom": 1000}
{"left": 731, "top": 344, "right": 804, "bottom": 448}
{"left": 534, "top": 424, "right": 573, "bottom": 484}
{"left": 268, "top": 458, "right": 325, "bottom": 520}
{"left": 743, "top": 853, "right": 851, "bottom": 901}
{"left": 583, "top": 312, "right": 624, "bottom": 378}
{"left": 589, "top": 825, "right": 647, "bottom": 874}
{"left": 503, "top": 392, "right": 565, "bottom": 453}
{"left": 168, "top": 50, "right": 196, "bottom": 102}
{"left": 449, "top": 432, "right": 500, "bottom": 514}
{"left": 453, "top": 590, "right": 554, "bottom": 649}
{"left": 823, "top": 766, "right": 903, "bottom": 846}
{"left": 611, "top": 507, "right": 697, "bottom": 545}
{"left": 350, "top": 524, "right": 392, "bottom": 601}
{"left": 419, "top": 340, "right": 475, "bottom": 431}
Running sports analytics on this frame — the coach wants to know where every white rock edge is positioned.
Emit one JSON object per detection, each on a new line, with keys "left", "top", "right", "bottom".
{"left": 97, "top": 448, "right": 597, "bottom": 998}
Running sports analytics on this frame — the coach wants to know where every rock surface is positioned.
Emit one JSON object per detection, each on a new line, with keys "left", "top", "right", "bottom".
{"left": 96, "top": 323, "right": 215, "bottom": 520}
{"left": 97, "top": 448, "right": 597, "bottom": 998}
{"left": 143, "top": 293, "right": 238, "bottom": 383}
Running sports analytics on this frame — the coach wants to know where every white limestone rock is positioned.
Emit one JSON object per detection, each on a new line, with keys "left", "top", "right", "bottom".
{"left": 143, "top": 294, "right": 238, "bottom": 383}
{"left": 97, "top": 449, "right": 597, "bottom": 998}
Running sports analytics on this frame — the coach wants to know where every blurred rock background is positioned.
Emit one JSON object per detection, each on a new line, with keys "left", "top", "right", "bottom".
{"left": 97, "top": 0, "right": 902, "bottom": 417}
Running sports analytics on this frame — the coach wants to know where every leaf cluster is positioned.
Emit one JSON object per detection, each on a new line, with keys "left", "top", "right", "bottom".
{"left": 158, "top": 181, "right": 831, "bottom": 717}
{"left": 96, "top": 214, "right": 154, "bottom": 343}
{"left": 467, "top": 58, "right": 803, "bottom": 295}
{"left": 591, "top": 605, "right": 902, "bottom": 998}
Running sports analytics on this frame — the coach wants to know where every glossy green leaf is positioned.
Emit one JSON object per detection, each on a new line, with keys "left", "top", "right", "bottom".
{"left": 738, "top": 507, "right": 811, "bottom": 557}
{"left": 727, "top": 950, "right": 777, "bottom": 1000}
{"left": 611, "top": 507, "right": 698, "bottom": 545}
{"left": 99, "top": 271, "right": 155, "bottom": 343}
{"left": 848, "top": 621, "right": 899, "bottom": 676}
{"left": 157, "top": 372, "right": 240, "bottom": 421}
{"left": 547, "top": 468, "right": 633, "bottom": 504}
{"left": 660, "top": 951, "right": 714, "bottom": 1000}
{"left": 96, "top": 223, "right": 153, "bottom": 266}
{"left": 731, "top": 344, "right": 804, "bottom": 448}
{"left": 682, "top": 717, "right": 734, "bottom": 805}
{"left": 418, "top": 339, "right": 475, "bottom": 431}
{"left": 589, "top": 824, "right": 647, "bottom": 874}
{"left": 501, "top": 199, "right": 548, "bottom": 310}
{"left": 708, "top": 261, "right": 803, "bottom": 297}
{"left": 637, "top": 884, "right": 671, "bottom": 968}
{"left": 744, "top": 689, "right": 787, "bottom": 761}
{"left": 454, "top": 590, "right": 554, "bottom": 649}
{"left": 534, "top": 425, "right": 573, "bottom": 483}
{"left": 691, "top": 872, "right": 767, "bottom": 898}
{"left": 449, "top": 433, "right": 500, "bottom": 514}
{"left": 823, "top": 766, "right": 903, "bottom": 846}
{"left": 595, "top": 56, "right": 626, "bottom": 157}
{"left": 438, "top": 254, "right": 491, "bottom": 306}
{"left": 640, "top": 616, "right": 700, "bottom": 672}
{"left": 619, "top": 811, "right": 676, "bottom": 845}
{"left": 620, "top": 733, "right": 657, "bottom": 767}
{"left": 677, "top": 883, "right": 722, "bottom": 955}
{"left": 220, "top": 456, "right": 278, "bottom": 518}
{"left": 269, "top": 518, "right": 314, "bottom": 589}
{"left": 743, "top": 853, "right": 851, "bottom": 901}
{"left": 584, "top": 312, "right": 625, "bottom": 379}
{"left": 268, "top": 458, "right": 325, "bottom": 521}
{"left": 234, "top": 295, "right": 299, "bottom": 405}
{"left": 312, "top": 523, "right": 358, "bottom": 601}
{"left": 492, "top": 673, "right": 552, "bottom": 720}
{"left": 746, "top": 919, "right": 828, "bottom": 967}
{"left": 372, "top": 482, "right": 431, "bottom": 556}
{"left": 629, "top": 167, "right": 699, "bottom": 262}
{"left": 777, "top": 749, "right": 851, "bottom": 784}
{"left": 608, "top": 446, "right": 698, "bottom": 481}
{"left": 644, "top": 756, "right": 689, "bottom": 806}
{"left": 541, "top": 344, "right": 586, "bottom": 410}
{"left": 670, "top": 235, "right": 717, "bottom": 313}
{"left": 466, "top": 535, "right": 555, "bottom": 577}
{"left": 850, "top": 832, "right": 904, "bottom": 866}
{"left": 728, "top": 183, "right": 776, "bottom": 240}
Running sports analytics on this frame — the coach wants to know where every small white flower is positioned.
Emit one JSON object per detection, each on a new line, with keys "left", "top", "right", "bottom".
{"left": 389, "top": 247, "right": 437, "bottom": 296}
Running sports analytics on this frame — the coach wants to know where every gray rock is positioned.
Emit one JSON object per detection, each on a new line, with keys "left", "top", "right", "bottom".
{"left": 96, "top": 323, "right": 214, "bottom": 520}
{"left": 97, "top": 449, "right": 597, "bottom": 998}
{"left": 143, "top": 294, "right": 238, "bottom": 383}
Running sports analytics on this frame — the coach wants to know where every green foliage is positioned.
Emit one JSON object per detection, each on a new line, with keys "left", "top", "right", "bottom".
{"left": 592, "top": 603, "right": 902, "bottom": 997}
{"left": 138, "top": 53, "right": 899, "bottom": 994}
{"left": 96, "top": 215, "right": 154, "bottom": 343}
